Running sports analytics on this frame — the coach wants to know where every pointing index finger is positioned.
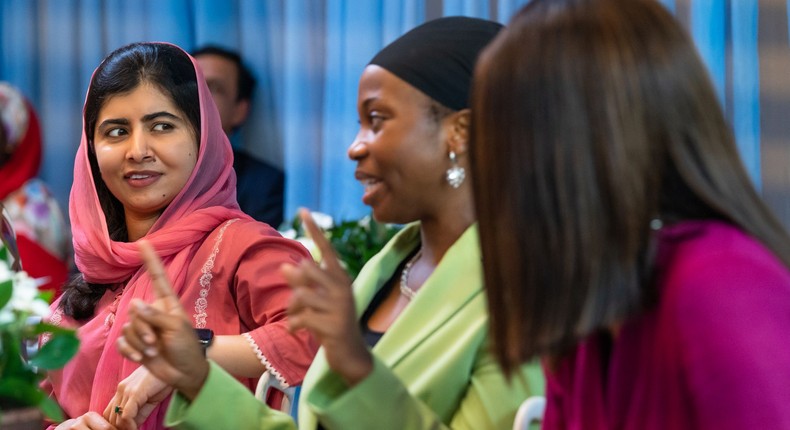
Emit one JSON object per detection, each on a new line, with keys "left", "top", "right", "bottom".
{"left": 299, "top": 208, "right": 344, "bottom": 273}
{"left": 138, "top": 240, "right": 180, "bottom": 312}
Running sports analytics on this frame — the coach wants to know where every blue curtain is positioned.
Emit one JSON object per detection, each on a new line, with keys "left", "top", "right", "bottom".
{"left": 444, "top": 0, "right": 490, "bottom": 18}
{"left": 730, "top": 1, "right": 760, "bottom": 189}
{"left": 0, "top": 0, "right": 767, "bottom": 222}
{"left": 659, "top": 0, "right": 676, "bottom": 13}
{"left": 690, "top": 0, "right": 760, "bottom": 188}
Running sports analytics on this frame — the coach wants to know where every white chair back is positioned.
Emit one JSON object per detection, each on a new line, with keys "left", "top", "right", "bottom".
{"left": 255, "top": 370, "right": 301, "bottom": 424}
{"left": 513, "top": 395, "right": 546, "bottom": 430}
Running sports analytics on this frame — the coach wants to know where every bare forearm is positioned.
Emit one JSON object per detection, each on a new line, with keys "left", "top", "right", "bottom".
{"left": 207, "top": 334, "right": 267, "bottom": 378}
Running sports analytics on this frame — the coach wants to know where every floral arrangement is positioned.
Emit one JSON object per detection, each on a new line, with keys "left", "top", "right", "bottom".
{"left": 0, "top": 214, "right": 78, "bottom": 422}
{"left": 281, "top": 212, "right": 401, "bottom": 279}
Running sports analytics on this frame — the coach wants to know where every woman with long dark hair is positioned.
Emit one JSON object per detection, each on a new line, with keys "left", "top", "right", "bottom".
{"left": 471, "top": 0, "right": 790, "bottom": 428}
{"left": 45, "top": 42, "right": 316, "bottom": 430}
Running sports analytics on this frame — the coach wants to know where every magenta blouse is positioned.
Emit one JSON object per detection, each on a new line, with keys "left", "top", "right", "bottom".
{"left": 543, "top": 220, "right": 790, "bottom": 429}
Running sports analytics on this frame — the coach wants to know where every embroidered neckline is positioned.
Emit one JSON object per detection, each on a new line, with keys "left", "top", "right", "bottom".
{"left": 193, "top": 219, "right": 239, "bottom": 328}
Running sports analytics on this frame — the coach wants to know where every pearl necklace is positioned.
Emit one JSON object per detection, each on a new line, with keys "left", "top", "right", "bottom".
{"left": 399, "top": 249, "right": 422, "bottom": 301}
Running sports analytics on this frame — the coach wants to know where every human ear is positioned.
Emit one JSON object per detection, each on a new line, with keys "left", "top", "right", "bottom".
{"left": 446, "top": 109, "right": 470, "bottom": 155}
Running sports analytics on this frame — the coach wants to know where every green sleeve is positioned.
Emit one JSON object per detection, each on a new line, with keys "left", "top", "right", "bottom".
{"left": 165, "top": 361, "right": 296, "bottom": 430}
{"left": 306, "top": 354, "right": 541, "bottom": 430}
{"left": 448, "top": 351, "right": 543, "bottom": 429}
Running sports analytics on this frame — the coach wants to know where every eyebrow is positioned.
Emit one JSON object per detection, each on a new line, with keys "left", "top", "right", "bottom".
{"left": 360, "top": 97, "right": 379, "bottom": 112}
{"left": 141, "top": 111, "right": 180, "bottom": 123}
{"left": 96, "top": 118, "right": 129, "bottom": 131}
{"left": 97, "top": 111, "right": 181, "bottom": 131}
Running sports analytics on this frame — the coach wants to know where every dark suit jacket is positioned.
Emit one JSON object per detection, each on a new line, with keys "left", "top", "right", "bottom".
{"left": 233, "top": 149, "right": 284, "bottom": 228}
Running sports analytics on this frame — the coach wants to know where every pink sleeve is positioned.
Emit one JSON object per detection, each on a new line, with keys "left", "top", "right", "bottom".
{"left": 672, "top": 249, "right": 790, "bottom": 429}
{"left": 228, "top": 224, "right": 318, "bottom": 387}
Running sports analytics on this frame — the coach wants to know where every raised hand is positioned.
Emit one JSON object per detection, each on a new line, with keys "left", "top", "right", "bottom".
{"left": 115, "top": 240, "right": 209, "bottom": 401}
{"left": 281, "top": 209, "right": 373, "bottom": 386}
{"left": 102, "top": 366, "right": 172, "bottom": 430}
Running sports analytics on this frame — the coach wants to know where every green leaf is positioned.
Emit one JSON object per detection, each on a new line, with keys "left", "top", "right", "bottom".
{"left": 29, "top": 322, "right": 75, "bottom": 336}
{"left": 38, "top": 394, "right": 65, "bottom": 422}
{"left": 0, "top": 332, "right": 31, "bottom": 377}
{"left": 28, "top": 333, "right": 79, "bottom": 370}
{"left": 0, "top": 377, "right": 43, "bottom": 406}
{"left": 37, "top": 289, "right": 54, "bottom": 304}
{"left": 0, "top": 278, "right": 12, "bottom": 310}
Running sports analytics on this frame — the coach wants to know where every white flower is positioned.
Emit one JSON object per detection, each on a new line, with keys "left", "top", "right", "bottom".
{"left": 0, "top": 306, "right": 12, "bottom": 324}
{"left": 280, "top": 228, "right": 297, "bottom": 240}
{"left": 296, "top": 237, "right": 321, "bottom": 262}
{"left": 310, "top": 212, "right": 334, "bottom": 230}
{"left": 0, "top": 259, "right": 12, "bottom": 282}
{"left": 358, "top": 215, "right": 371, "bottom": 229}
{"left": 0, "top": 264, "right": 51, "bottom": 324}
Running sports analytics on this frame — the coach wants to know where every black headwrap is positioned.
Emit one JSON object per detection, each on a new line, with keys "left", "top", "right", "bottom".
{"left": 369, "top": 16, "right": 503, "bottom": 111}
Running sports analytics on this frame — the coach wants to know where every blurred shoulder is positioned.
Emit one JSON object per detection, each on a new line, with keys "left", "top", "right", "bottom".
{"left": 657, "top": 220, "right": 790, "bottom": 321}
{"left": 216, "top": 217, "right": 309, "bottom": 259}
{"left": 232, "top": 149, "right": 283, "bottom": 177}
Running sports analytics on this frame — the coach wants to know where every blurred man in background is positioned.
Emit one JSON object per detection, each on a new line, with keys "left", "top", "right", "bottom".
{"left": 193, "top": 45, "right": 284, "bottom": 227}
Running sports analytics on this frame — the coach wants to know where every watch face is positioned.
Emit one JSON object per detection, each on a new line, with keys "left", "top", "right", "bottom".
{"left": 194, "top": 328, "right": 214, "bottom": 345}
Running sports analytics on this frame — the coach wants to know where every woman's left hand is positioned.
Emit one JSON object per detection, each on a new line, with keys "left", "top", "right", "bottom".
{"left": 102, "top": 366, "right": 172, "bottom": 430}
{"left": 282, "top": 209, "right": 373, "bottom": 386}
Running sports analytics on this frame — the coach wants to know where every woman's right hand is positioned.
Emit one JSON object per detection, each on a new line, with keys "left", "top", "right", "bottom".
{"left": 54, "top": 412, "right": 116, "bottom": 429}
{"left": 115, "top": 241, "right": 209, "bottom": 401}
{"left": 102, "top": 365, "right": 172, "bottom": 430}
{"left": 281, "top": 209, "right": 373, "bottom": 386}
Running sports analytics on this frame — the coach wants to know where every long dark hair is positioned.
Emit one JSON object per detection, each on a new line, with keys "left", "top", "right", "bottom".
{"left": 60, "top": 42, "right": 200, "bottom": 320}
{"left": 470, "top": 0, "right": 790, "bottom": 373}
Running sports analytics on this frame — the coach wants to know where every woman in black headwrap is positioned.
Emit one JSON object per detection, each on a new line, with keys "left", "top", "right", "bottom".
{"left": 116, "top": 17, "right": 541, "bottom": 430}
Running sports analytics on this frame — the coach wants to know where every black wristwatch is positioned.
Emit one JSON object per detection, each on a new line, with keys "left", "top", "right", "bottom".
{"left": 194, "top": 328, "right": 214, "bottom": 357}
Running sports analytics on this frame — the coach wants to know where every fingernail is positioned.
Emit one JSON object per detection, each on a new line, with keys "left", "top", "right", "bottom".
{"left": 145, "top": 347, "right": 158, "bottom": 357}
{"left": 143, "top": 333, "right": 155, "bottom": 344}
{"left": 129, "top": 351, "right": 142, "bottom": 362}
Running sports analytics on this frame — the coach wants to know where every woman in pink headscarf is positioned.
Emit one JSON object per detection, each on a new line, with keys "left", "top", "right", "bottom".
{"left": 43, "top": 42, "right": 317, "bottom": 430}
{"left": 0, "top": 82, "right": 71, "bottom": 294}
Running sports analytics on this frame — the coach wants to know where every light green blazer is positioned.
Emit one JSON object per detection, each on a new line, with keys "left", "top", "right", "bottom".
{"left": 166, "top": 223, "right": 542, "bottom": 429}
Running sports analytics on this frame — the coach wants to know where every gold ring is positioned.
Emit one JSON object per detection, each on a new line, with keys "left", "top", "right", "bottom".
{"left": 114, "top": 405, "right": 123, "bottom": 415}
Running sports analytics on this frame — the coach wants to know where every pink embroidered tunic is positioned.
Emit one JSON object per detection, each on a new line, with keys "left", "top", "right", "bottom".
{"left": 45, "top": 218, "right": 315, "bottom": 429}
{"left": 42, "top": 43, "right": 317, "bottom": 430}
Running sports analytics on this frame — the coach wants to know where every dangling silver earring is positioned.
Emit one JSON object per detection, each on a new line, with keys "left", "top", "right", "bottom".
{"left": 445, "top": 151, "right": 466, "bottom": 188}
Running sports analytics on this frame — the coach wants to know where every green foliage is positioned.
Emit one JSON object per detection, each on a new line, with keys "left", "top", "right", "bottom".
{"left": 28, "top": 333, "right": 80, "bottom": 370}
{"left": 0, "top": 223, "right": 78, "bottom": 421}
{"left": 285, "top": 214, "right": 401, "bottom": 279}
{"left": 327, "top": 218, "right": 401, "bottom": 279}
{"left": 0, "top": 280, "right": 11, "bottom": 310}
{"left": 0, "top": 315, "right": 78, "bottom": 422}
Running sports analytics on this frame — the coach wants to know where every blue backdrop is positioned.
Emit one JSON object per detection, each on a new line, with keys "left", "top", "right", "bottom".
{"left": 0, "top": 0, "right": 764, "bottom": 224}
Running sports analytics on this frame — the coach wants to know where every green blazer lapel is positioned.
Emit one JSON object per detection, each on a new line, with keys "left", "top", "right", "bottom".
{"left": 299, "top": 224, "right": 483, "bottom": 429}
{"left": 299, "top": 225, "right": 422, "bottom": 429}
{"left": 351, "top": 223, "right": 421, "bottom": 316}
{"left": 373, "top": 224, "right": 482, "bottom": 369}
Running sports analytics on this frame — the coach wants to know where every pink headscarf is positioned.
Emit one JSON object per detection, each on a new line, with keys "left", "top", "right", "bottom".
{"left": 70, "top": 42, "right": 249, "bottom": 287}
{"left": 67, "top": 42, "right": 251, "bottom": 414}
